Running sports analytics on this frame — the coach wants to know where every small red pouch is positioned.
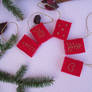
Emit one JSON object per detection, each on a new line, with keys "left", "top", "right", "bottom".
{"left": 61, "top": 57, "right": 83, "bottom": 77}
{"left": 53, "top": 19, "right": 72, "bottom": 40}
{"left": 30, "top": 23, "right": 51, "bottom": 44}
{"left": 17, "top": 35, "right": 39, "bottom": 57}
{"left": 64, "top": 38, "right": 85, "bottom": 55}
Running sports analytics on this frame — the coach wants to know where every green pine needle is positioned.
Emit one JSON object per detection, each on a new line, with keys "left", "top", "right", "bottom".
{"left": 0, "top": 70, "right": 15, "bottom": 83}
{"left": 2, "top": 0, "right": 24, "bottom": 20}
{"left": 0, "top": 65, "right": 54, "bottom": 92}
{"left": 22, "top": 77, "right": 54, "bottom": 88}
{"left": 0, "top": 34, "right": 17, "bottom": 58}
{"left": 15, "top": 65, "right": 27, "bottom": 81}
{"left": 17, "top": 86, "right": 25, "bottom": 92}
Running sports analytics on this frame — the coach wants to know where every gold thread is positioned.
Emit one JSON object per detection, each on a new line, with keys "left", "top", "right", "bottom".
{"left": 67, "top": 63, "right": 76, "bottom": 72}
{"left": 84, "top": 63, "right": 92, "bottom": 68}
{"left": 37, "top": 2, "right": 61, "bottom": 19}
{"left": 83, "top": 12, "right": 92, "bottom": 67}
{"left": 0, "top": 22, "right": 18, "bottom": 42}
{"left": 27, "top": 12, "right": 54, "bottom": 29}
{"left": 84, "top": 12, "right": 92, "bottom": 38}
{"left": 37, "top": 2, "right": 46, "bottom": 10}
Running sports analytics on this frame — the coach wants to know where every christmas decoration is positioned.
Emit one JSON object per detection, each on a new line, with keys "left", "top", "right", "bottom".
{"left": 41, "top": 0, "right": 71, "bottom": 10}
{"left": 30, "top": 23, "right": 51, "bottom": 44}
{"left": 64, "top": 38, "right": 85, "bottom": 55}
{"left": 41, "top": 0, "right": 59, "bottom": 10}
{"left": 34, "top": 15, "right": 41, "bottom": 24}
{"left": 56, "top": 0, "right": 71, "bottom": 3}
{"left": 2, "top": 0, "right": 23, "bottom": 20}
{"left": 52, "top": 19, "right": 85, "bottom": 77}
{"left": 61, "top": 57, "right": 83, "bottom": 77}
{"left": 0, "top": 34, "right": 17, "bottom": 58}
{"left": 0, "top": 65, "right": 54, "bottom": 92}
{"left": 53, "top": 19, "right": 72, "bottom": 40}
{"left": 17, "top": 35, "right": 39, "bottom": 57}
{"left": 0, "top": 22, "right": 7, "bottom": 34}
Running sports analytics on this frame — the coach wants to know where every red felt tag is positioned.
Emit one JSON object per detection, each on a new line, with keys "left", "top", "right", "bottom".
{"left": 61, "top": 57, "right": 83, "bottom": 77}
{"left": 53, "top": 19, "right": 72, "bottom": 40}
{"left": 64, "top": 38, "right": 85, "bottom": 55}
{"left": 30, "top": 23, "right": 51, "bottom": 44}
{"left": 17, "top": 35, "right": 39, "bottom": 57}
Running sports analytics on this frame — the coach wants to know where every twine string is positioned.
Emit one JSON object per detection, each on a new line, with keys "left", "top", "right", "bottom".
{"left": 27, "top": 12, "right": 54, "bottom": 29}
{"left": 0, "top": 22, "right": 19, "bottom": 42}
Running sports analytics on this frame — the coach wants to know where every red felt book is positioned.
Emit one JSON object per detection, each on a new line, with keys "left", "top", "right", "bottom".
{"left": 61, "top": 57, "right": 83, "bottom": 77}
{"left": 64, "top": 38, "right": 85, "bottom": 55}
{"left": 30, "top": 23, "right": 51, "bottom": 44}
{"left": 53, "top": 19, "right": 72, "bottom": 40}
{"left": 17, "top": 35, "right": 39, "bottom": 57}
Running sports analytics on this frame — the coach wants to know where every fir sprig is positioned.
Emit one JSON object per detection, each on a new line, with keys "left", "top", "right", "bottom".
{"left": 0, "top": 34, "right": 17, "bottom": 58}
{"left": 2, "top": 0, "right": 24, "bottom": 20}
{"left": 15, "top": 65, "right": 27, "bottom": 80}
{"left": 0, "top": 65, "right": 54, "bottom": 92}
{"left": 17, "top": 85, "right": 25, "bottom": 92}
{"left": 0, "top": 70, "right": 15, "bottom": 83}
{"left": 23, "top": 77, "right": 54, "bottom": 88}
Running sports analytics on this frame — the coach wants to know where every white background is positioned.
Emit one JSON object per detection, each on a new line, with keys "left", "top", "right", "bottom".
{"left": 0, "top": 0, "right": 92, "bottom": 92}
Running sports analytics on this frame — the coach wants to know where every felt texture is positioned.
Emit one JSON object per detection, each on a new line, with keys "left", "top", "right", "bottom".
{"left": 53, "top": 19, "right": 72, "bottom": 40}
{"left": 30, "top": 23, "right": 51, "bottom": 44}
{"left": 17, "top": 35, "right": 39, "bottom": 57}
{"left": 0, "top": 0, "right": 92, "bottom": 92}
{"left": 61, "top": 57, "right": 83, "bottom": 77}
{"left": 64, "top": 38, "right": 85, "bottom": 54}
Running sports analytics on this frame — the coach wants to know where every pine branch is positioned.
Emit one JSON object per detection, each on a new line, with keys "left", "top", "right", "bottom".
{"left": 2, "top": 0, "right": 24, "bottom": 20}
{"left": 0, "top": 34, "right": 17, "bottom": 58}
{"left": 0, "top": 65, "right": 54, "bottom": 92}
{"left": 22, "top": 77, "right": 54, "bottom": 88}
{"left": 17, "top": 86, "right": 25, "bottom": 92}
{"left": 15, "top": 65, "right": 27, "bottom": 81}
{"left": 0, "top": 70, "right": 15, "bottom": 83}
{"left": 3, "top": 34, "right": 17, "bottom": 50}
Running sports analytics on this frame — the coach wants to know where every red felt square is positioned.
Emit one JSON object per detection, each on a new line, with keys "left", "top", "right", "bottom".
{"left": 61, "top": 57, "right": 83, "bottom": 77}
{"left": 64, "top": 38, "right": 85, "bottom": 55}
{"left": 30, "top": 23, "right": 51, "bottom": 44}
{"left": 17, "top": 35, "right": 39, "bottom": 57}
{"left": 53, "top": 19, "right": 72, "bottom": 40}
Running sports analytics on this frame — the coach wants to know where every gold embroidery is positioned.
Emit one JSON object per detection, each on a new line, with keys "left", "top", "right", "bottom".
{"left": 22, "top": 42, "right": 35, "bottom": 52}
{"left": 62, "top": 34, "right": 65, "bottom": 37}
{"left": 57, "top": 32, "right": 60, "bottom": 35}
{"left": 34, "top": 27, "right": 45, "bottom": 38}
{"left": 58, "top": 24, "right": 62, "bottom": 28}
{"left": 66, "top": 42, "right": 81, "bottom": 52}
{"left": 67, "top": 63, "right": 76, "bottom": 72}
{"left": 65, "top": 24, "right": 69, "bottom": 27}
{"left": 61, "top": 28, "right": 64, "bottom": 31}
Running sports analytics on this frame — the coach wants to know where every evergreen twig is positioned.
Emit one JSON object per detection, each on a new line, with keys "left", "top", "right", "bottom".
{"left": 0, "top": 65, "right": 54, "bottom": 92}
{"left": 2, "top": 0, "right": 24, "bottom": 20}
{"left": 23, "top": 77, "right": 54, "bottom": 88}
{"left": 17, "top": 85, "right": 25, "bottom": 92}
{"left": 0, "top": 34, "right": 17, "bottom": 58}
{"left": 0, "top": 70, "right": 15, "bottom": 83}
{"left": 15, "top": 65, "right": 27, "bottom": 80}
